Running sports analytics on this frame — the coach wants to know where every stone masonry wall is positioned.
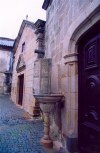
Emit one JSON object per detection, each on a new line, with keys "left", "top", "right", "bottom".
{"left": 0, "top": 50, "right": 11, "bottom": 94}
{"left": 44, "top": 0, "right": 100, "bottom": 151}
{"left": 11, "top": 24, "right": 38, "bottom": 115}
{"left": 45, "top": 0, "right": 100, "bottom": 58}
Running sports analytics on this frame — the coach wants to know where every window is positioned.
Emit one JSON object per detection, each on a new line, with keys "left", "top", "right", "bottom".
{"left": 22, "top": 42, "right": 25, "bottom": 52}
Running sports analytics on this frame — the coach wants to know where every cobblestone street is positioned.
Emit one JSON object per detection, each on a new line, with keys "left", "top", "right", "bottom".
{"left": 0, "top": 95, "right": 46, "bottom": 153}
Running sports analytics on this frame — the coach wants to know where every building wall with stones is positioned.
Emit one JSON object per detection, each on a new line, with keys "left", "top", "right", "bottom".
{"left": 43, "top": 0, "right": 100, "bottom": 152}
{"left": 0, "top": 38, "right": 14, "bottom": 94}
{"left": 11, "top": 20, "right": 38, "bottom": 115}
{"left": 0, "top": 50, "right": 11, "bottom": 93}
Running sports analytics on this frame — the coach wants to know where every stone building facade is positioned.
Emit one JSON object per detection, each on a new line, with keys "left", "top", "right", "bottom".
{"left": 41, "top": 0, "right": 100, "bottom": 153}
{"left": 11, "top": 20, "right": 45, "bottom": 115}
{"left": 0, "top": 38, "right": 14, "bottom": 94}
{"left": 11, "top": 20, "right": 38, "bottom": 114}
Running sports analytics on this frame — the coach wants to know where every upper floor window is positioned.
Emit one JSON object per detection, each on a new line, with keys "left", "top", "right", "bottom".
{"left": 22, "top": 42, "right": 25, "bottom": 52}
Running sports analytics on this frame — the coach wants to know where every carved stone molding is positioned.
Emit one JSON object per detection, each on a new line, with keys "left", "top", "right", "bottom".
{"left": 16, "top": 54, "right": 26, "bottom": 73}
{"left": 64, "top": 53, "right": 78, "bottom": 64}
{"left": 35, "top": 19, "right": 46, "bottom": 58}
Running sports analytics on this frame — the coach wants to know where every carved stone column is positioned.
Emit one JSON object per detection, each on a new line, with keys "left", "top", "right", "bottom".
{"left": 41, "top": 112, "right": 53, "bottom": 148}
{"left": 64, "top": 53, "right": 78, "bottom": 153}
{"left": 33, "top": 19, "right": 46, "bottom": 117}
{"left": 34, "top": 19, "right": 46, "bottom": 58}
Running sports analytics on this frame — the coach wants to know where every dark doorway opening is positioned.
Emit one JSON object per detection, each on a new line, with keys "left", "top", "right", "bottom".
{"left": 78, "top": 21, "right": 100, "bottom": 153}
{"left": 18, "top": 74, "right": 24, "bottom": 106}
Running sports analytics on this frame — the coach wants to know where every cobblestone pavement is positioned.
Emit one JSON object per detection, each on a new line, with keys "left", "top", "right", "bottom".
{"left": 0, "top": 95, "right": 46, "bottom": 153}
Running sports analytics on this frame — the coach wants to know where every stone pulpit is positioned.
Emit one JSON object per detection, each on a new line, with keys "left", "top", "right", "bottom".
{"left": 33, "top": 58, "right": 51, "bottom": 117}
{"left": 33, "top": 58, "right": 51, "bottom": 95}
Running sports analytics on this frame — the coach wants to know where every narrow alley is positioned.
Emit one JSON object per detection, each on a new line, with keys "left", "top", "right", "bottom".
{"left": 0, "top": 95, "right": 45, "bottom": 153}
{"left": 0, "top": 0, "right": 100, "bottom": 152}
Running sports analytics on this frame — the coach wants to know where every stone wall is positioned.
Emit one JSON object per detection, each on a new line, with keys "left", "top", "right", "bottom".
{"left": 11, "top": 23, "right": 38, "bottom": 115}
{"left": 0, "top": 50, "right": 11, "bottom": 94}
{"left": 44, "top": 0, "right": 100, "bottom": 152}
{"left": 45, "top": 0, "right": 100, "bottom": 57}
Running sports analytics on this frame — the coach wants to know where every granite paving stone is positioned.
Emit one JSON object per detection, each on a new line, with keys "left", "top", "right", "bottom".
{"left": 0, "top": 95, "right": 46, "bottom": 153}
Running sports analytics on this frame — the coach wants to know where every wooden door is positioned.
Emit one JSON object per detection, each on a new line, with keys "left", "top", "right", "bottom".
{"left": 78, "top": 21, "right": 100, "bottom": 153}
{"left": 18, "top": 74, "right": 24, "bottom": 106}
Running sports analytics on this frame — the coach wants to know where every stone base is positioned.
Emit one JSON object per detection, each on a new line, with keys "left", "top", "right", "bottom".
{"left": 41, "top": 138, "right": 53, "bottom": 148}
{"left": 33, "top": 106, "right": 40, "bottom": 117}
{"left": 33, "top": 100, "right": 41, "bottom": 117}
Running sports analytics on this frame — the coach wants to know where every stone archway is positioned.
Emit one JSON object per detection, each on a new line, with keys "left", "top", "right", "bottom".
{"left": 78, "top": 20, "right": 100, "bottom": 153}
{"left": 68, "top": 6, "right": 100, "bottom": 54}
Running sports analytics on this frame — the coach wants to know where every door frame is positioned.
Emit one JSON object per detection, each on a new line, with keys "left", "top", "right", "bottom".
{"left": 17, "top": 74, "right": 24, "bottom": 106}
{"left": 64, "top": 8, "right": 100, "bottom": 152}
{"left": 78, "top": 21, "right": 100, "bottom": 152}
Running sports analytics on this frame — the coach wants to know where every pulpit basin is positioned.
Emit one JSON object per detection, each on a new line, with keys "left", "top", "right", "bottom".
{"left": 33, "top": 94, "right": 64, "bottom": 148}
{"left": 34, "top": 93, "right": 64, "bottom": 104}
{"left": 34, "top": 94, "right": 64, "bottom": 113}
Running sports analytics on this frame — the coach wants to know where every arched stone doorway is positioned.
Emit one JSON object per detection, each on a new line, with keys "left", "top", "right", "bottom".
{"left": 78, "top": 20, "right": 100, "bottom": 153}
{"left": 64, "top": 6, "right": 100, "bottom": 153}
